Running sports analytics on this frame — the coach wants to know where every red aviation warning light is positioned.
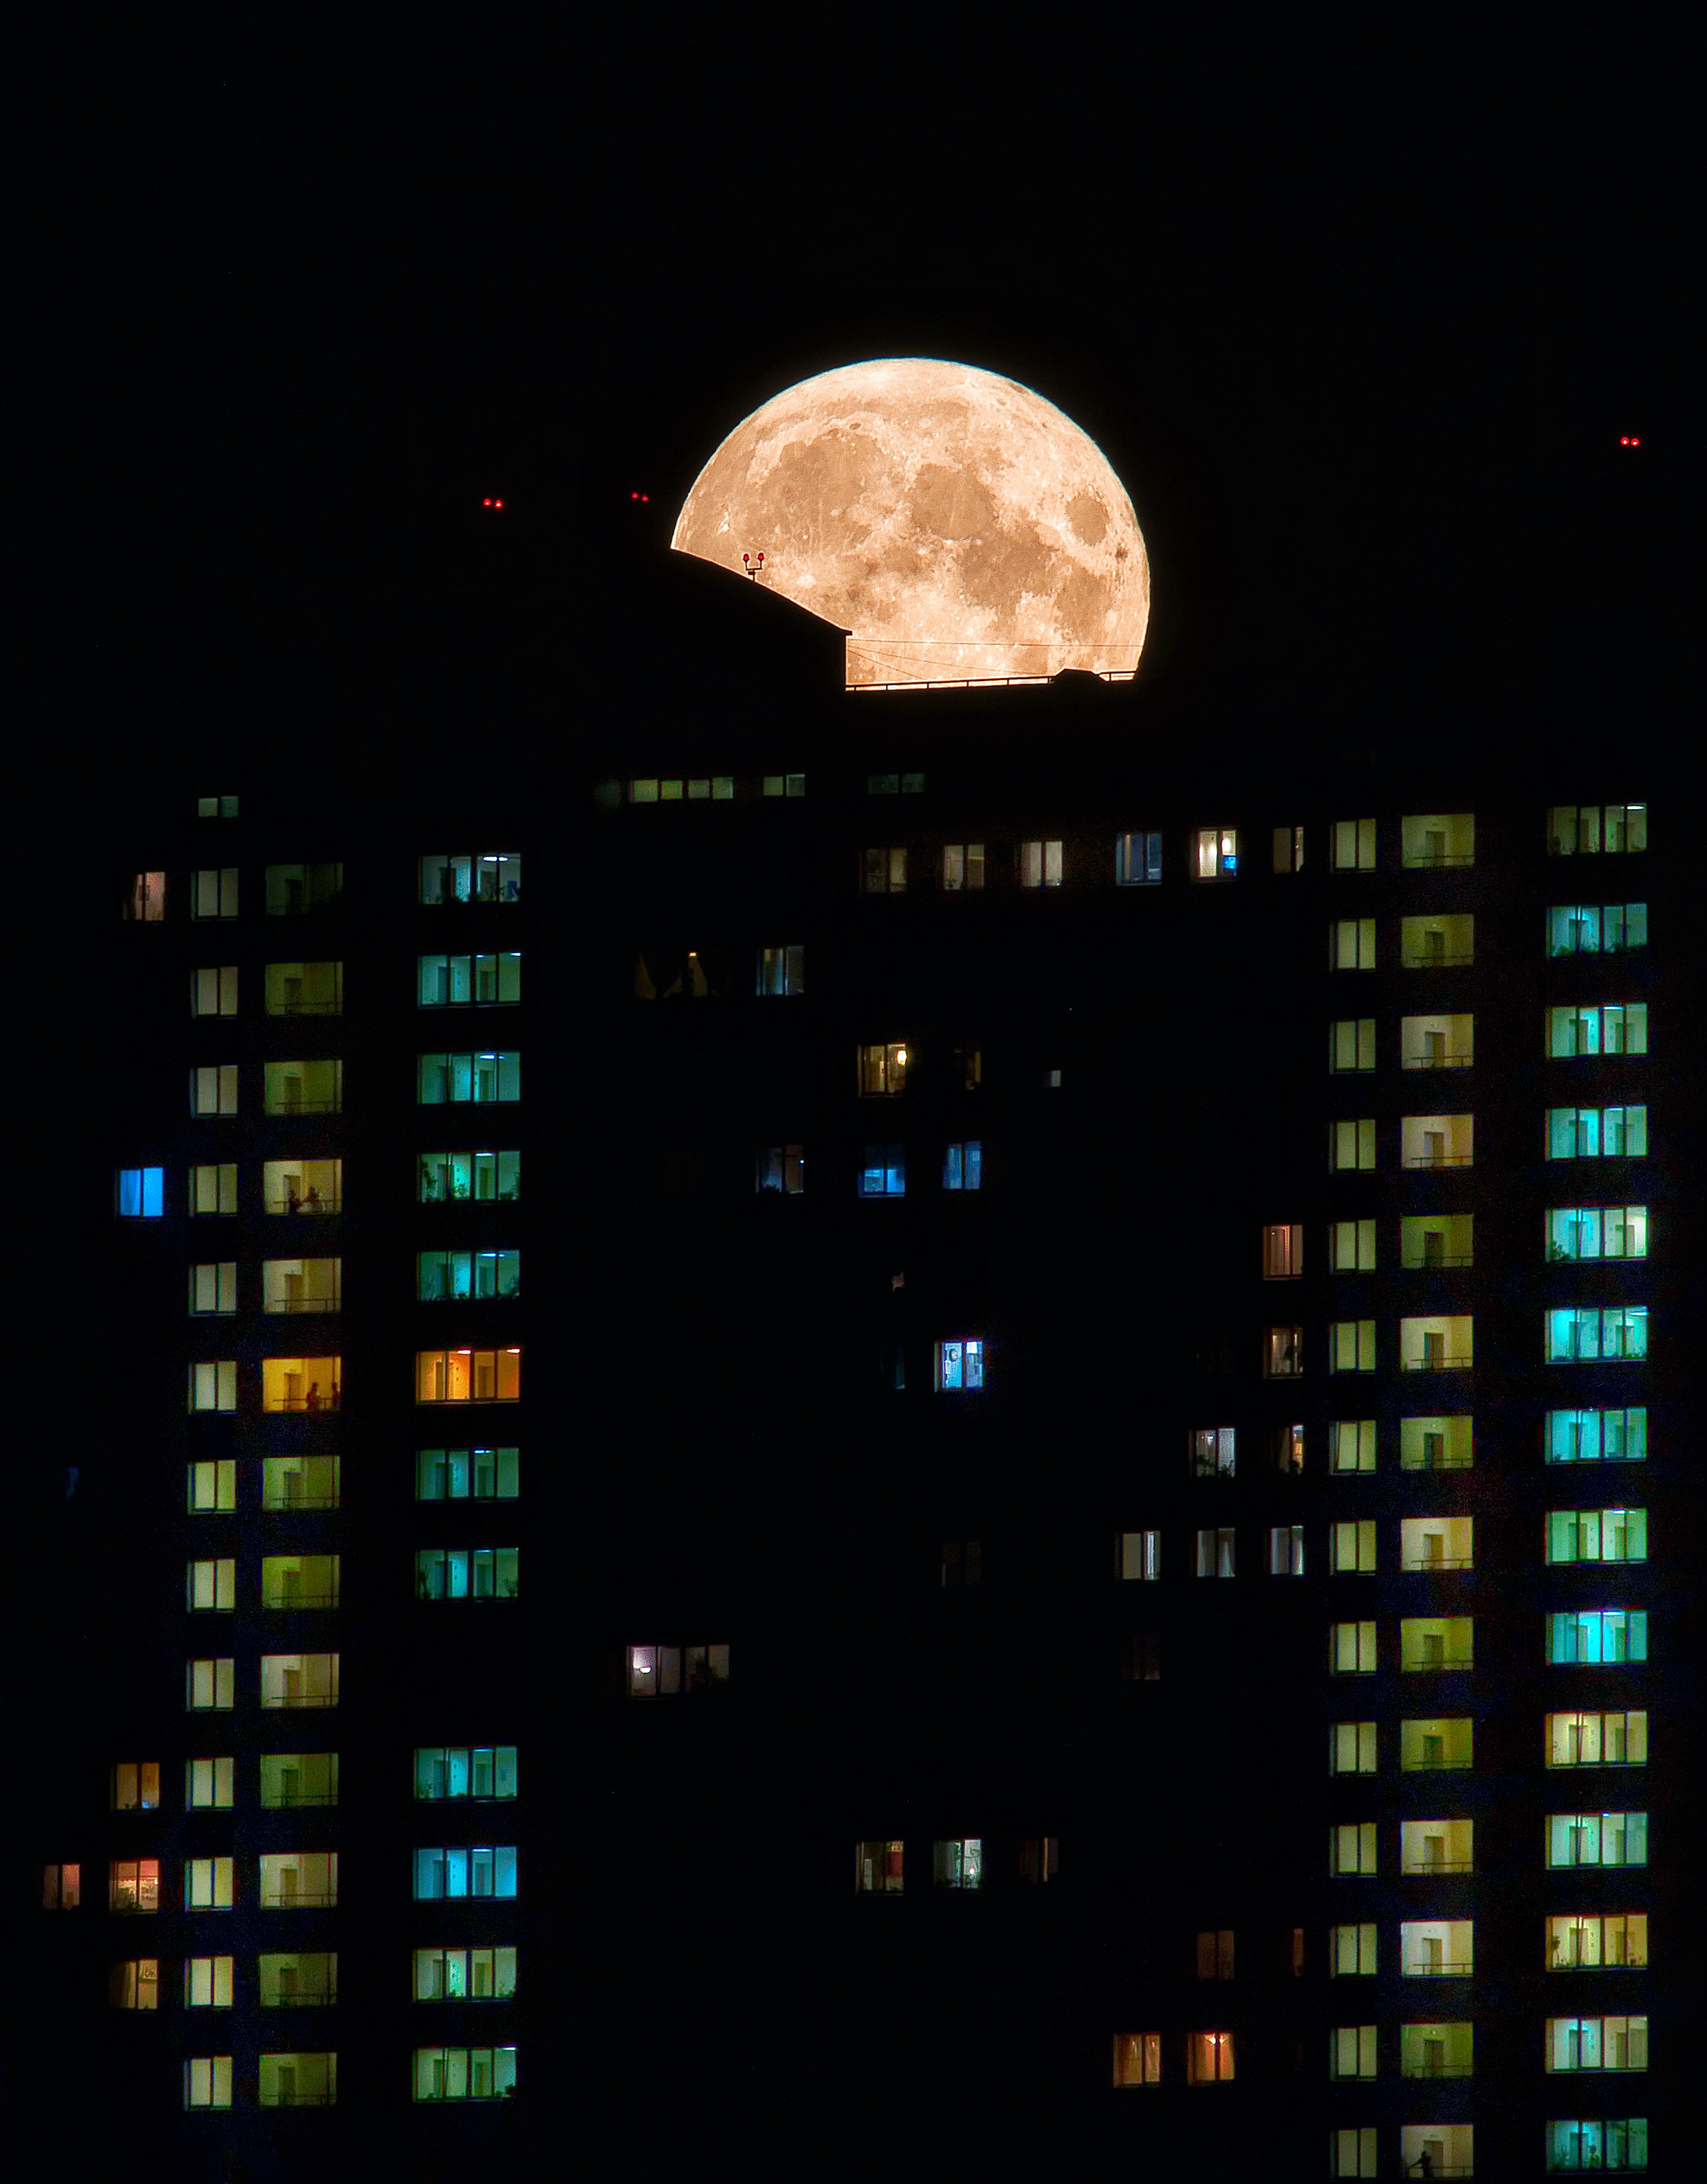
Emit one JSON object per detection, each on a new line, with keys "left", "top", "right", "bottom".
{"left": 1619, "top": 436, "right": 1641, "bottom": 448}
{"left": 630, "top": 490, "right": 650, "bottom": 502}
{"left": 742, "top": 551, "right": 766, "bottom": 579}
{"left": 482, "top": 497, "right": 505, "bottom": 509}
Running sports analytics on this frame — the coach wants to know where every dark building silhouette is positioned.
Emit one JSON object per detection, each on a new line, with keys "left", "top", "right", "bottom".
{"left": 19, "top": 547, "right": 1698, "bottom": 2180}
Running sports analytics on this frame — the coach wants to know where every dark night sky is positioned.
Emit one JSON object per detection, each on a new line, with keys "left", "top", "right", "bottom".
{"left": 30, "top": 66, "right": 1690, "bottom": 755}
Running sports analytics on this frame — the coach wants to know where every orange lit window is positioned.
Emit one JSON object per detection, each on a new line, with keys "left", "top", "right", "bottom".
{"left": 1186, "top": 2030, "right": 1235, "bottom": 2083}
{"left": 1114, "top": 2032, "right": 1162, "bottom": 2086}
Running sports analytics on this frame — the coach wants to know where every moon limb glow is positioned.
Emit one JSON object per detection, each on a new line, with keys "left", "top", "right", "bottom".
{"left": 672, "top": 358, "right": 1149, "bottom": 687}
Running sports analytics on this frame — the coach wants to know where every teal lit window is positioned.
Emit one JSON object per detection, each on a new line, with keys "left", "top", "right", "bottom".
{"left": 413, "top": 1747, "right": 517, "bottom": 1800}
{"left": 1546, "top": 1309, "right": 1648, "bottom": 1363}
{"left": 1546, "top": 1408, "right": 1646, "bottom": 1463}
{"left": 118, "top": 1167, "right": 164, "bottom": 1218}
{"left": 1548, "top": 1610, "right": 1647, "bottom": 1665}
{"left": 860, "top": 1146, "right": 905, "bottom": 1197}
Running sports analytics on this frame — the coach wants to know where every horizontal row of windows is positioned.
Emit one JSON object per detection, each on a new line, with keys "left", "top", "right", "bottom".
{"left": 184, "top": 1351, "right": 526, "bottom": 1412}
{"left": 48, "top": 1854, "right": 336, "bottom": 1912}
{"left": 181, "top": 2048, "right": 516, "bottom": 2108}
{"left": 1326, "top": 1712, "right": 1647, "bottom": 1774}
{"left": 125, "top": 865, "right": 345, "bottom": 922}
{"left": 109, "top": 1751, "right": 513, "bottom": 1811}
{"left": 1327, "top": 1621, "right": 1652, "bottom": 1686}
{"left": 1255, "top": 1309, "right": 1652, "bottom": 1379}
{"left": 1326, "top": 1007, "right": 1652, "bottom": 1074}
{"left": 190, "top": 965, "right": 343, "bottom": 1017}
{"left": 1325, "top": 1819, "right": 1655, "bottom": 1879}
{"left": 1119, "top": 1514, "right": 1647, "bottom": 1579}
{"left": 183, "top": 1451, "right": 521, "bottom": 1511}
{"left": 108, "top": 1950, "right": 524, "bottom": 2010}
{"left": 1141, "top": 1413, "right": 1645, "bottom": 1480}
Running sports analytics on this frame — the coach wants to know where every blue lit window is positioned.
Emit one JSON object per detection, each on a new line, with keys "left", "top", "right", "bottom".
{"left": 1548, "top": 1610, "right": 1647, "bottom": 1665}
{"left": 860, "top": 1146, "right": 905, "bottom": 1197}
{"left": 1545, "top": 1409, "right": 1647, "bottom": 1463}
{"left": 943, "top": 1141, "right": 982, "bottom": 1191}
{"left": 1116, "top": 831, "right": 1162, "bottom": 885}
{"left": 1547, "top": 1310, "right": 1648, "bottom": 1363}
{"left": 936, "top": 1340, "right": 985, "bottom": 1391}
{"left": 118, "top": 1167, "right": 165, "bottom": 1219}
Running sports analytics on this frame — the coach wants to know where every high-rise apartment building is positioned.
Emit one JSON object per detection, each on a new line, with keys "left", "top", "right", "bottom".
{"left": 24, "top": 553, "right": 1695, "bottom": 2176}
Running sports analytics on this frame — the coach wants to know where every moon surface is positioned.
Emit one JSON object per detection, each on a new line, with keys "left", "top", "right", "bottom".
{"left": 672, "top": 358, "right": 1149, "bottom": 687}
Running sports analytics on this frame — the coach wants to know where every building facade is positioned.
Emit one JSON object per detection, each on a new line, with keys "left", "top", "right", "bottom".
{"left": 25, "top": 561, "right": 1695, "bottom": 2175}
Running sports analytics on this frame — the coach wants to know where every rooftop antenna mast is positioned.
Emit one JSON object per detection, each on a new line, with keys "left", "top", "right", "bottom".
{"left": 741, "top": 551, "right": 766, "bottom": 582}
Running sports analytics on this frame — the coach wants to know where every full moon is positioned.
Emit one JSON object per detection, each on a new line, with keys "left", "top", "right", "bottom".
{"left": 672, "top": 359, "right": 1149, "bottom": 687}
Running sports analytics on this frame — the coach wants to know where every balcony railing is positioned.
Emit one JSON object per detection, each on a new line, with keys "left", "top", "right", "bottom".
{"left": 262, "top": 1592, "right": 340, "bottom": 1611}
{"left": 1401, "top": 1759, "right": 1472, "bottom": 1772}
{"left": 1403, "top": 1451, "right": 1474, "bottom": 1471}
{"left": 264, "top": 1393, "right": 341, "bottom": 1414}
{"left": 1404, "top": 1152, "right": 1473, "bottom": 1168}
{"left": 1401, "top": 2061, "right": 1474, "bottom": 2079}
{"left": 260, "top": 1694, "right": 338, "bottom": 1710}
{"left": 1402, "top": 1555, "right": 1474, "bottom": 1571}
{"left": 1402, "top": 949, "right": 1475, "bottom": 967}
{"left": 1403, "top": 1959, "right": 1475, "bottom": 1977}
{"left": 1403, "top": 853, "right": 1474, "bottom": 869}
{"left": 1401, "top": 1858, "right": 1475, "bottom": 1875}
{"left": 262, "top": 1993, "right": 336, "bottom": 2008}
{"left": 265, "top": 1098, "right": 340, "bottom": 1115}
{"left": 265, "top": 1299, "right": 342, "bottom": 1315}
{"left": 1401, "top": 1355, "right": 1473, "bottom": 1372}
{"left": 258, "top": 1889, "right": 337, "bottom": 1908}
{"left": 1404, "top": 1253, "right": 1474, "bottom": 1270}
{"left": 267, "top": 1197, "right": 342, "bottom": 1216}
{"left": 1405, "top": 1055, "right": 1474, "bottom": 1070}
{"left": 1402, "top": 1654, "right": 1475, "bottom": 1673}
{"left": 263, "top": 1493, "right": 340, "bottom": 1512}
{"left": 259, "top": 2090, "right": 335, "bottom": 2107}
{"left": 262, "top": 1791, "right": 337, "bottom": 1809}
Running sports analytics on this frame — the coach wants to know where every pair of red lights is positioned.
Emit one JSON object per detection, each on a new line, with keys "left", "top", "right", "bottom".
{"left": 482, "top": 497, "right": 504, "bottom": 509}
{"left": 630, "top": 490, "right": 649, "bottom": 502}
{"left": 1619, "top": 437, "right": 1642, "bottom": 448}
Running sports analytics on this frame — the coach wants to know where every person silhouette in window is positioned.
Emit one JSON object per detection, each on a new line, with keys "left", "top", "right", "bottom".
{"left": 304, "top": 1383, "right": 319, "bottom": 1415}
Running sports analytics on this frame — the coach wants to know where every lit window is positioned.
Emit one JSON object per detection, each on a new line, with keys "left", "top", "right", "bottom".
{"left": 43, "top": 1863, "right": 80, "bottom": 1908}
{"left": 184, "top": 1859, "right": 233, "bottom": 1910}
{"left": 1400, "top": 1518, "right": 1473, "bottom": 1571}
{"left": 416, "top": 955, "right": 515, "bottom": 1010}
{"left": 1400, "top": 1719, "right": 1472, "bottom": 1772}
{"left": 1191, "top": 1427, "right": 1236, "bottom": 1479}
{"left": 419, "top": 854, "right": 522, "bottom": 906}
{"left": 1272, "top": 1423, "right": 1305, "bottom": 1474}
{"left": 625, "top": 1643, "right": 731, "bottom": 1696}
{"left": 190, "top": 1065, "right": 240, "bottom": 1117}
{"left": 110, "top": 1959, "right": 159, "bottom": 2010}
{"left": 112, "top": 1762, "right": 161, "bottom": 1811}
{"left": 754, "top": 1144, "right": 805, "bottom": 1196}
{"left": 1116, "top": 831, "right": 1163, "bottom": 885}
{"left": 416, "top": 1549, "right": 519, "bottom": 1602}
{"left": 630, "top": 779, "right": 658, "bottom": 802}
{"left": 260, "top": 1852, "right": 338, "bottom": 1907}
{"left": 1331, "top": 2125, "right": 1378, "bottom": 2177}
{"left": 416, "top": 1152, "right": 516, "bottom": 1206}
{"left": 196, "top": 794, "right": 238, "bottom": 819}
{"left": 1270, "top": 1524, "right": 1305, "bottom": 1576}
{"left": 415, "top": 1349, "right": 520, "bottom": 1404}
{"left": 1547, "top": 1104, "right": 1647, "bottom": 1160}
{"left": 1330, "top": 2025, "right": 1377, "bottom": 2080}
{"left": 1548, "top": 1003, "right": 1648, "bottom": 1058}
{"left": 184, "top": 2057, "right": 233, "bottom": 2110}
{"left": 261, "top": 1555, "right": 340, "bottom": 1610}
{"left": 187, "top": 1559, "right": 236, "bottom": 1611}
{"left": 1119, "top": 1530, "right": 1160, "bottom": 1581}
{"left": 1402, "top": 1013, "right": 1474, "bottom": 1070}
{"left": 1400, "top": 1819, "right": 1473, "bottom": 1874}
{"left": 266, "top": 1059, "right": 343, "bottom": 1114}
{"left": 187, "top": 1461, "right": 236, "bottom": 1513}
{"left": 1333, "top": 818, "right": 1377, "bottom": 871}
{"left": 265, "top": 862, "right": 344, "bottom": 915}
{"left": 269, "top": 1157, "right": 345, "bottom": 1213}
{"left": 1547, "top": 2015, "right": 1648, "bottom": 2072}
{"left": 1330, "top": 1320, "right": 1376, "bottom": 1374}
{"left": 757, "top": 943, "right": 806, "bottom": 996}
{"left": 1401, "top": 1113, "right": 1472, "bottom": 1169}
{"left": 943, "top": 1140, "right": 982, "bottom": 1190}
{"left": 1272, "top": 825, "right": 1303, "bottom": 874}
{"left": 1548, "top": 1913, "right": 1647, "bottom": 1971}
{"left": 858, "top": 1042, "right": 909, "bottom": 1096}
{"left": 1330, "top": 1420, "right": 1377, "bottom": 1474}
{"left": 260, "top": 1755, "right": 339, "bottom": 1810}
{"left": 413, "top": 1846, "right": 517, "bottom": 1902}
{"left": 1331, "top": 1118, "right": 1377, "bottom": 1171}
{"left": 1186, "top": 2030, "right": 1235, "bottom": 2083}
{"left": 855, "top": 1841, "right": 904, "bottom": 1893}
{"left": 1196, "top": 827, "right": 1238, "bottom": 879}
{"left": 1400, "top": 1415, "right": 1473, "bottom": 1472}
{"left": 416, "top": 1250, "right": 518, "bottom": 1304}
{"left": 1400, "top": 1618, "right": 1474, "bottom": 1671}
{"left": 941, "top": 843, "right": 985, "bottom": 890}
{"left": 1019, "top": 839, "right": 1063, "bottom": 888}
{"left": 1547, "top": 1510, "right": 1647, "bottom": 1565}
{"left": 1545, "top": 2119, "right": 1648, "bottom": 2171}
{"left": 1546, "top": 1408, "right": 1646, "bottom": 1463}
{"left": 1548, "top": 805, "right": 1647, "bottom": 856}
{"left": 1548, "top": 902, "right": 1648, "bottom": 956}
{"left": 126, "top": 871, "right": 165, "bottom": 921}
{"left": 258, "top": 2052, "right": 337, "bottom": 2107}
{"left": 1400, "top": 913, "right": 1474, "bottom": 967}
{"left": 761, "top": 773, "right": 805, "bottom": 798}
{"left": 1547, "top": 1712, "right": 1647, "bottom": 1769}
{"left": 413, "top": 2047, "right": 516, "bottom": 2102}
{"left": 1331, "top": 1722, "right": 1377, "bottom": 1775}
{"left": 1331, "top": 1822, "right": 1378, "bottom": 1876}
{"left": 186, "top": 1659, "right": 235, "bottom": 1711}
{"left": 1547, "top": 1610, "right": 1647, "bottom": 1666}
{"left": 191, "top": 966, "right": 238, "bottom": 1017}
{"left": 259, "top": 1953, "right": 338, "bottom": 2006}
{"left": 1267, "top": 1326, "right": 1304, "bottom": 1377}
{"left": 188, "top": 1163, "right": 237, "bottom": 1215}
{"left": 260, "top": 1355, "right": 341, "bottom": 1413}
{"left": 1263, "top": 1223, "right": 1303, "bottom": 1278}
{"left": 191, "top": 869, "right": 240, "bottom": 920}
{"left": 116, "top": 1166, "right": 164, "bottom": 1218}
{"left": 413, "top": 1948, "right": 514, "bottom": 2002}
{"left": 1330, "top": 1621, "right": 1378, "bottom": 1674}
{"left": 1113, "top": 2033, "right": 1163, "bottom": 2086}
{"left": 186, "top": 1758, "right": 236, "bottom": 1810}
{"left": 259, "top": 1654, "right": 340, "bottom": 1709}
{"left": 418, "top": 1052, "right": 520, "bottom": 1105}
{"left": 1400, "top": 1315, "right": 1472, "bottom": 1371}
{"left": 1547, "top": 1308, "right": 1648, "bottom": 1363}
{"left": 1400, "top": 1919, "right": 1474, "bottom": 1976}
{"left": 111, "top": 1860, "right": 161, "bottom": 1913}
{"left": 863, "top": 847, "right": 907, "bottom": 893}
{"left": 415, "top": 1747, "right": 518, "bottom": 1801}
{"left": 416, "top": 1447, "right": 519, "bottom": 1502}
{"left": 933, "top": 1838, "right": 982, "bottom": 1889}
{"left": 1330, "top": 919, "right": 1377, "bottom": 970}
{"left": 1547, "top": 1205, "right": 1647, "bottom": 1262}
{"left": 1196, "top": 1527, "right": 1236, "bottom": 1579}
{"left": 1332, "top": 1220, "right": 1377, "bottom": 1272}
{"left": 1333, "top": 1521, "right": 1377, "bottom": 1574}
{"left": 935, "top": 1340, "right": 984, "bottom": 1391}
{"left": 859, "top": 1146, "right": 904, "bottom": 1197}
{"left": 1330, "top": 1019, "right": 1376, "bottom": 1072}
{"left": 1330, "top": 1923, "right": 1377, "bottom": 1975}
{"left": 1402, "top": 812, "right": 1474, "bottom": 868}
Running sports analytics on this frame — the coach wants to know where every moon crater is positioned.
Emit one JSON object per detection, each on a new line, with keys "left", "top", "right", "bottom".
{"left": 672, "top": 358, "right": 1149, "bottom": 686}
